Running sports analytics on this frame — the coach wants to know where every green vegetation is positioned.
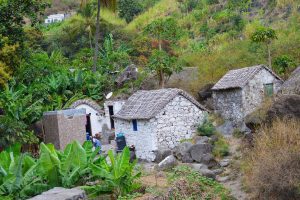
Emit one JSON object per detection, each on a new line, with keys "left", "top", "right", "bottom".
{"left": 0, "top": 142, "right": 140, "bottom": 200}
{"left": 197, "top": 117, "right": 216, "bottom": 137}
{"left": 212, "top": 134, "right": 230, "bottom": 158}
{"left": 167, "top": 165, "right": 232, "bottom": 199}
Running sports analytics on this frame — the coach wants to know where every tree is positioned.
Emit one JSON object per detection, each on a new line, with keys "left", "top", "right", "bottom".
{"left": 118, "top": 0, "right": 143, "bottom": 23}
{"left": 144, "top": 18, "right": 182, "bottom": 88}
{"left": 147, "top": 50, "right": 182, "bottom": 88}
{"left": 0, "top": 36, "right": 20, "bottom": 87}
{"left": 0, "top": 0, "right": 48, "bottom": 46}
{"left": 144, "top": 17, "right": 182, "bottom": 51}
{"left": 251, "top": 27, "right": 277, "bottom": 68}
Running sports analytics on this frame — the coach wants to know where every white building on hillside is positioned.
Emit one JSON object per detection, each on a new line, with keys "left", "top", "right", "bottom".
{"left": 114, "top": 88, "right": 208, "bottom": 161}
{"left": 45, "top": 14, "right": 66, "bottom": 24}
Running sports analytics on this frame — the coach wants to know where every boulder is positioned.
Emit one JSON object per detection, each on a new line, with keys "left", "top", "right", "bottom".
{"left": 181, "top": 152, "right": 193, "bottom": 163}
{"left": 158, "top": 155, "right": 177, "bottom": 171}
{"left": 216, "top": 121, "right": 235, "bottom": 135}
{"left": 194, "top": 136, "right": 210, "bottom": 144}
{"left": 198, "top": 168, "right": 216, "bottom": 180}
{"left": 212, "top": 168, "right": 223, "bottom": 175}
{"left": 154, "top": 148, "right": 172, "bottom": 163}
{"left": 200, "top": 153, "right": 220, "bottom": 169}
{"left": 219, "top": 159, "right": 230, "bottom": 167}
{"left": 266, "top": 94, "right": 300, "bottom": 122}
{"left": 28, "top": 187, "right": 87, "bottom": 200}
{"left": 190, "top": 143, "right": 213, "bottom": 163}
{"left": 173, "top": 142, "right": 193, "bottom": 161}
{"left": 188, "top": 163, "right": 208, "bottom": 171}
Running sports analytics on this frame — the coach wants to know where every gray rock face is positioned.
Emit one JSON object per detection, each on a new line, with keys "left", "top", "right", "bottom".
{"left": 154, "top": 148, "right": 172, "bottom": 163}
{"left": 158, "top": 155, "right": 177, "bottom": 171}
{"left": 28, "top": 187, "right": 87, "bottom": 200}
{"left": 266, "top": 94, "right": 300, "bottom": 122}
{"left": 190, "top": 143, "right": 213, "bottom": 162}
{"left": 173, "top": 142, "right": 193, "bottom": 161}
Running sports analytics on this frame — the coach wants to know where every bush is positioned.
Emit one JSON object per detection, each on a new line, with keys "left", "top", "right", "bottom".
{"left": 212, "top": 134, "right": 230, "bottom": 158}
{"left": 243, "top": 119, "right": 300, "bottom": 199}
{"left": 118, "top": 0, "right": 143, "bottom": 23}
{"left": 197, "top": 118, "right": 216, "bottom": 136}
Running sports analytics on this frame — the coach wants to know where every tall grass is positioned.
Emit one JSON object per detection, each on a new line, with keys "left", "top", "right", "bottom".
{"left": 243, "top": 119, "right": 300, "bottom": 199}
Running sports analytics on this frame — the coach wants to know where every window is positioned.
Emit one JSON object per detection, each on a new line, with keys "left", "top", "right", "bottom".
{"left": 264, "top": 83, "right": 274, "bottom": 97}
{"left": 132, "top": 119, "right": 138, "bottom": 131}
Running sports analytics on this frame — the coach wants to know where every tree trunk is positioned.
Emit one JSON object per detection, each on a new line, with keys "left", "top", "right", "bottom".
{"left": 158, "top": 69, "right": 165, "bottom": 89}
{"left": 267, "top": 44, "right": 272, "bottom": 69}
{"left": 93, "top": 0, "right": 101, "bottom": 72}
{"left": 158, "top": 40, "right": 164, "bottom": 88}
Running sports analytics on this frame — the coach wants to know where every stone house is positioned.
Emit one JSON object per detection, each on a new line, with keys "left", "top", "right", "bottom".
{"left": 114, "top": 88, "right": 208, "bottom": 161}
{"left": 43, "top": 109, "right": 86, "bottom": 150}
{"left": 212, "top": 65, "right": 283, "bottom": 124}
{"left": 70, "top": 99, "right": 106, "bottom": 136}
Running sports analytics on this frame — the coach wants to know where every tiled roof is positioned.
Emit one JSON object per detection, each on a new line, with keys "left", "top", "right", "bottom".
{"left": 212, "top": 65, "right": 283, "bottom": 90}
{"left": 114, "top": 88, "right": 207, "bottom": 120}
{"left": 70, "top": 99, "right": 104, "bottom": 114}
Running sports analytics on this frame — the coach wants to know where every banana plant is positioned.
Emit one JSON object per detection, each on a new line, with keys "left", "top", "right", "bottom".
{"left": 0, "top": 144, "right": 48, "bottom": 200}
{"left": 84, "top": 147, "right": 141, "bottom": 197}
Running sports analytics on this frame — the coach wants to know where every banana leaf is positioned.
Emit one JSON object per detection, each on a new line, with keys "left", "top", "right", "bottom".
{"left": 37, "top": 143, "right": 61, "bottom": 187}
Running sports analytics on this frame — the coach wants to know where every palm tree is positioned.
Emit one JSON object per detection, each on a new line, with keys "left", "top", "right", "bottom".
{"left": 80, "top": 0, "right": 117, "bottom": 72}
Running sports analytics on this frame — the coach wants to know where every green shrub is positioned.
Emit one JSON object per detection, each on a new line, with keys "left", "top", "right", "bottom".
{"left": 213, "top": 134, "right": 230, "bottom": 158}
{"left": 197, "top": 118, "right": 216, "bottom": 136}
{"left": 273, "top": 54, "right": 296, "bottom": 75}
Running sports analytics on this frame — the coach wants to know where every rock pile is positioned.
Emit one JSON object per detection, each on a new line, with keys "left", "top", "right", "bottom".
{"left": 156, "top": 136, "right": 224, "bottom": 179}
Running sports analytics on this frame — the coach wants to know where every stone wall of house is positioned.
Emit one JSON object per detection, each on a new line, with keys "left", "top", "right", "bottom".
{"left": 242, "top": 69, "right": 282, "bottom": 116}
{"left": 154, "top": 96, "right": 206, "bottom": 149}
{"left": 212, "top": 89, "right": 244, "bottom": 124}
{"left": 114, "top": 118, "right": 157, "bottom": 161}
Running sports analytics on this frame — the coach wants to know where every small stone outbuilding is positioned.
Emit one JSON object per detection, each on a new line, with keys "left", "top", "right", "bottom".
{"left": 212, "top": 65, "right": 283, "bottom": 124}
{"left": 42, "top": 109, "right": 86, "bottom": 150}
{"left": 114, "top": 88, "right": 208, "bottom": 161}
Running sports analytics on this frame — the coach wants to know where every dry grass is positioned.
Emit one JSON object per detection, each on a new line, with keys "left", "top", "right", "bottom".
{"left": 243, "top": 119, "right": 300, "bottom": 200}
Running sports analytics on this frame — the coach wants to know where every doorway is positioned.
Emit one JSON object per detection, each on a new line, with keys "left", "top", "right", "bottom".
{"left": 108, "top": 106, "right": 115, "bottom": 129}
{"left": 86, "top": 113, "right": 92, "bottom": 136}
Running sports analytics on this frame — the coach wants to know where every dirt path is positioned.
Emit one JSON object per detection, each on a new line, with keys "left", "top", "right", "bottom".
{"left": 217, "top": 136, "right": 248, "bottom": 200}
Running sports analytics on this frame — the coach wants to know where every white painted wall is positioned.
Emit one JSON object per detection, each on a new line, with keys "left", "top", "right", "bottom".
{"left": 74, "top": 104, "right": 107, "bottom": 136}
{"left": 114, "top": 118, "right": 157, "bottom": 161}
{"left": 104, "top": 101, "right": 126, "bottom": 129}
